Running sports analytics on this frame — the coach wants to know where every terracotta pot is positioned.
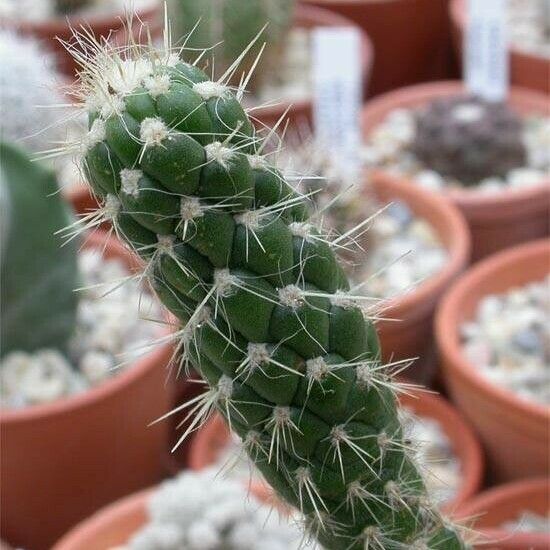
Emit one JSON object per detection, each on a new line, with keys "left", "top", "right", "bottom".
{"left": 252, "top": 4, "right": 373, "bottom": 128}
{"left": 53, "top": 481, "right": 278, "bottom": 550}
{"left": 362, "top": 80, "right": 550, "bottom": 262}
{"left": 436, "top": 239, "right": 550, "bottom": 482}
{"left": 1, "top": 2, "right": 161, "bottom": 78}
{"left": 450, "top": 0, "right": 550, "bottom": 95}
{"left": 457, "top": 478, "right": 550, "bottom": 549}
{"left": 189, "top": 390, "right": 484, "bottom": 513}
{"left": 370, "top": 171, "right": 470, "bottom": 384}
{"left": 0, "top": 231, "right": 174, "bottom": 550}
{"left": 301, "top": 0, "right": 457, "bottom": 96}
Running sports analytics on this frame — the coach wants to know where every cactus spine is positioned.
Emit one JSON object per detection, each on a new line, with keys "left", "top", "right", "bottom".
{"left": 167, "top": 0, "right": 295, "bottom": 91}
{"left": 69, "top": 23, "right": 467, "bottom": 549}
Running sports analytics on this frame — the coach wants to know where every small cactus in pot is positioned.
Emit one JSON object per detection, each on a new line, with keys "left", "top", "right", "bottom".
{"left": 411, "top": 95, "right": 527, "bottom": 186}
{"left": 64, "top": 19, "right": 469, "bottom": 549}
{"left": 167, "top": 0, "right": 295, "bottom": 92}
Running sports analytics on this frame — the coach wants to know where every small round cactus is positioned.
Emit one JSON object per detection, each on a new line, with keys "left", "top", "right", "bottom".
{"left": 128, "top": 469, "right": 310, "bottom": 550}
{"left": 65, "top": 19, "right": 468, "bottom": 550}
{"left": 411, "top": 95, "right": 527, "bottom": 185}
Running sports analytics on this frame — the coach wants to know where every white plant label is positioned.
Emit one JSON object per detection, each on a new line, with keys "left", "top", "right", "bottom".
{"left": 465, "top": 0, "right": 509, "bottom": 101}
{"left": 312, "top": 27, "right": 362, "bottom": 181}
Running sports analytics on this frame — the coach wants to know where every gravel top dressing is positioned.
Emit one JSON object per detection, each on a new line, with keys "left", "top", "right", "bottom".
{"left": 0, "top": 249, "right": 161, "bottom": 409}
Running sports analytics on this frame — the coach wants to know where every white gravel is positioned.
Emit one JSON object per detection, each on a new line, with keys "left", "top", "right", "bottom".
{"left": 503, "top": 510, "right": 550, "bottom": 533}
{"left": 461, "top": 276, "right": 550, "bottom": 406}
{"left": 508, "top": 0, "right": 550, "bottom": 59}
{"left": 0, "top": 248, "right": 161, "bottom": 409}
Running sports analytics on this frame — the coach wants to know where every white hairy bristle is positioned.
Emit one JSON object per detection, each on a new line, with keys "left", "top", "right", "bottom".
{"left": 306, "top": 357, "right": 329, "bottom": 381}
{"left": 104, "top": 194, "right": 121, "bottom": 220}
{"left": 193, "top": 80, "right": 227, "bottom": 100}
{"left": 213, "top": 268, "right": 238, "bottom": 297}
{"left": 272, "top": 406, "right": 291, "bottom": 424}
{"left": 330, "top": 425, "right": 347, "bottom": 443}
{"left": 247, "top": 343, "right": 270, "bottom": 367}
{"left": 289, "top": 222, "right": 313, "bottom": 240}
{"left": 278, "top": 285, "right": 303, "bottom": 309}
{"left": 247, "top": 154, "right": 269, "bottom": 170}
{"left": 140, "top": 117, "right": 169, "bottom": 145}
{"left": 180, "top": 196, "right": 203, "bottom": 221}
{"left": 82, "top": 118, "right": 106, "bottom": 153}
{"left": 156, "top": 234, "right": 175, "bottom": 255}
{"left": 120, "top": 168, "right": 142, "bottom": 197}
{"left": 294, "top": 466, "right": 311, "bottom": 484}
{"left": 217, "top": 375, "right": 234, "bottom": 400}
{"left": 100, "top": 94, "right": 125, "bottom": 119}
{"left": 234, "top": 210, "right": 260, "bottom": 230}
{"left": 144, "top": 73, "right": 171, "bottom": 98}
{"left": 330, "top": 291, "right": 356, "bottom": 310}
{"left": 356, "top": 363, "right": 373, "bottom": 388}
{"left": 205, "top": 141, "right": 236, "bottom": 169}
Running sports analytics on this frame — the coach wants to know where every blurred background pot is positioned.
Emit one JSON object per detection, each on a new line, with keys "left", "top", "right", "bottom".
{"left": 362, "top": 81, "right": 550, "bottom": 262}
{"left": 436, "top": 239, "right": 550, "bottom": 482}
{"left": 300, "top": 0, "right": 457, "bottom": 96}
{"left": 369, "top": 171, "right": 470, "bottom": 384}
{"left": 0, "top": 1, "right": 161, "bottom": 78}
{"left": 252, "top": 4, "right": 373, "bottom": 128}
{"left": 450, "top": 0, "right": 550, "bottom": 95}
{"left": 188, "top": 390, "right": 484, "bottom": 512}
{"left": 0, "top": 231, "right": 174, "bottom": 550}
{"left": 457, "top": 478, "right": 550, "bottom": 550}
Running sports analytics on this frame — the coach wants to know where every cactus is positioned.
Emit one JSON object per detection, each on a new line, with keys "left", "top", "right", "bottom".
{"left": 167, "top": 0, "right": 295, "bottom": 92}
{"left": 67, "top": 23, "right": 468, "bottom": 549}
{"left": 54, "top": 0, "right": 91, "bottom": 14}
{"left": 128, "top": 468, "right": 310, "bottom": 549}
{"left": 0, "top": 30, "right": 67, "bottom": 155}
{"left": 411, "top": 95, "right": 527, "bottom": 186}
{"left": 0, "top": 142, "right": 79, "bottom": 358}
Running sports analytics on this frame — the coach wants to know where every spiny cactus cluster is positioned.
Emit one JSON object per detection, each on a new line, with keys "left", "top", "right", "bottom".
{"left": 167, "top": 0, "right": 295, "bottom": 91}
{"left": 411, "top": 95, "right": 527, "bottom": 186}
{"left": 66, "top": 22, "right": 468, "bottom": 549}
{"left": 0, "top": 142, "right": 79, "bottom": 358}
{"left": 0, "top": 30, "right": 67, "bottom": 154}
{"left": 128, "top": 468, "right": 311, "bottom": 550}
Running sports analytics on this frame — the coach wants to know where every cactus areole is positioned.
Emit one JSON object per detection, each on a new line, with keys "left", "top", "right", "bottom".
{"left": 72, "top": 27, "right": 468, "bottom": 549}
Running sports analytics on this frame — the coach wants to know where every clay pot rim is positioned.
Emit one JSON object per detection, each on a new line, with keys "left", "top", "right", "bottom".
{"left": 456, "top": 477, "right": 550, "bottom": 548}
{"left": 189, "top": 390, "right": 484, "bottom": 511}
{"left": 436, "top": 239, "right": 550, "bottom": 423}
{"left": 450, "top": 0, "right": 550, "bottom": 65}
{"left": 361, "top": 80, "right": 550, "bottom": 209}
{"left": 368, "top": 170, "right": 471, "bottom": 326}
{"left": 251, "top": 3, "right": 373, "bottom": 120}
{"left": 1, "top": 2, "right": 159, "bottom": 34}
{"left": 0, "top": 230, "right": 173, "bottom": 425}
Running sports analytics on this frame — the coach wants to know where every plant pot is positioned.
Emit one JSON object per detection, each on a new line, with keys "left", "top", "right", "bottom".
{"left": 189, "top": 390, "right": 484, "bottom": 513}
{"left": 450, "top": 0, "right": 550, "bottom": 95}
{"left": 252, "top": 3, "right": 373, "bottom": 127}
{"left": 52, "top": 481, "right": 278, "bottom": 550}
{"left": 369, "top": 171, "right": 470, "bottom": 384}
{"left": 457, "top": 478, "right": 550, "bottom": 550}
{"left": 301, "top": 0, "right": 457, "bottom": 96}
{"left": 1, "top": 2, "right": 161, "bottom": 78}
{"left": 0, "top": 231, "right": 174, "bottom": 550}
{"left": 362, "top": 80, "right": 550, "bottom": 262}
{"left": 436, "top": 239, "right": 550, "bottom": 482}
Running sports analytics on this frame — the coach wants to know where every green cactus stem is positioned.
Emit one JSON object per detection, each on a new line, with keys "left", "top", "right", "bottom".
{"left": 0, "top": 142, "right": 79, "bottom": 358}
{"left": 167, "top": 0, "right": 295, "bottom": 92}
{"left": 68, "top": 25, "right": 468, "bottom": 549}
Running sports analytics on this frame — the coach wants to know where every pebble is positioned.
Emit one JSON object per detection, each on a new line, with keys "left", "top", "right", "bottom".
{"left": 0, "top": 250, "right": 161, "bottom": 409}
{"left": 461, "top": 276, "right": 550, "bottom": 406}
{"left": 363, "top": 107, "right": 550, "bottom": 192}
{"left": 507, "top": 0, "right": 550, "bottom": 59}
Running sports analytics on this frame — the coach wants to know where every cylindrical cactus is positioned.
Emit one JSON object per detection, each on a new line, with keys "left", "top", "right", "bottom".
{"left": 0, "top": 142, "right": 79, "bottom": 358}
{"left": 167, "top": 0, "right": 295, "bottom": 91}
{"left": 69, "top": 25, "right": 468, "bottom": 549}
